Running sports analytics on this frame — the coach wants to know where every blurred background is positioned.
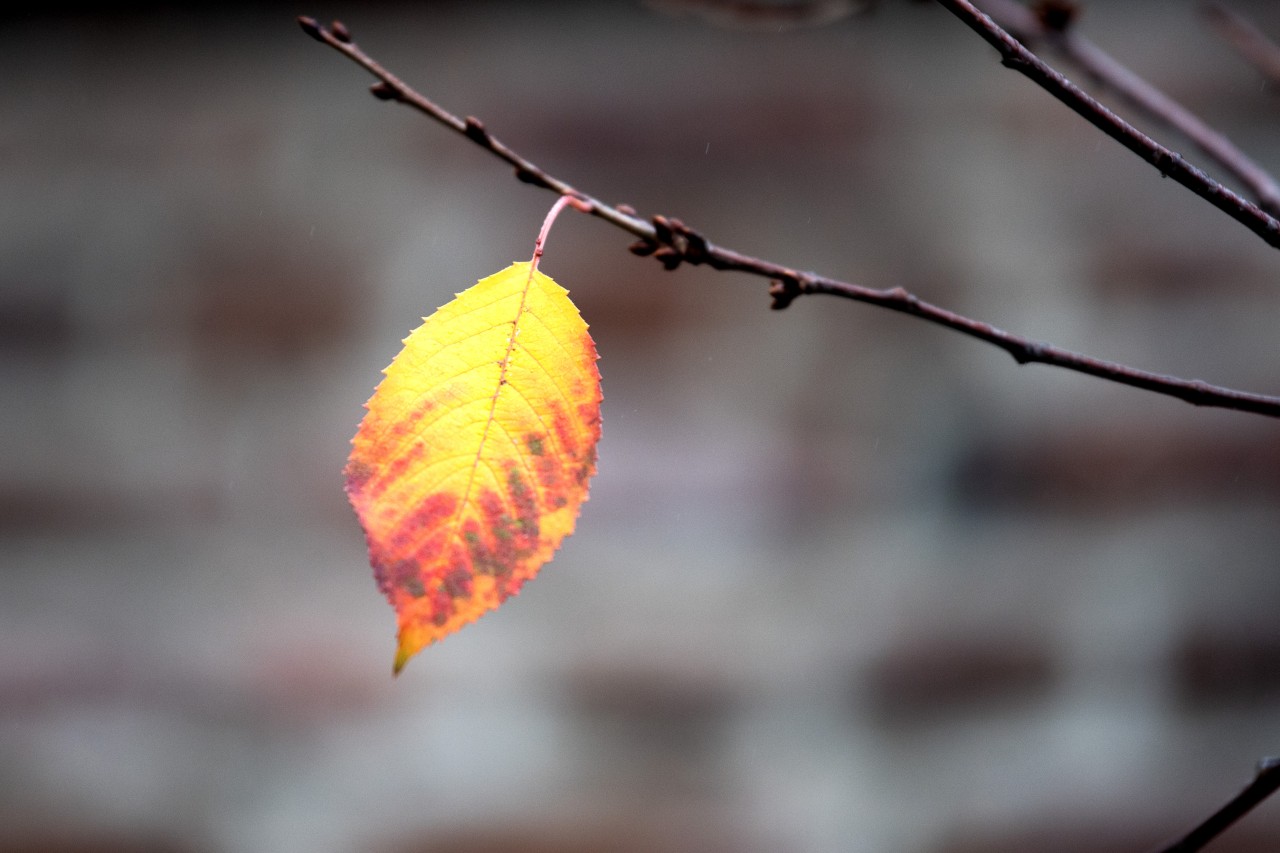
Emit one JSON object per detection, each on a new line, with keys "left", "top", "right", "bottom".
{"left": 3, "top": 1, "right": 1280, "bottom": 850}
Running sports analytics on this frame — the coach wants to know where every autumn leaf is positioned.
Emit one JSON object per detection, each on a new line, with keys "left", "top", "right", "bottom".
{"left": 345, "top": 261, "right": 601, "bottom": 673}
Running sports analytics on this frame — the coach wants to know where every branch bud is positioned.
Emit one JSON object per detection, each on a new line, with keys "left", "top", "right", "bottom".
{"left": 651, "top": 215, "right": 675, "bottom": 246}
{"left": 297, "top": 16, "right": 324, "bottom": 41}
{"left": 515, "top": 168, "right": 553, "bottom": 190}
{"left": 464, "top": 116, "right": 491, "bottom": 144}
{"left": 653, "top": 247, "right": 683, "bottom": 270}
{"left": 769, "top": 278, "right": 801, "bottom": 310}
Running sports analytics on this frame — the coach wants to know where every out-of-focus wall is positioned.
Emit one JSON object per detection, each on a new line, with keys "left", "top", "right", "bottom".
{"left": 3, "top": 2, "right": 1280, "bottom": 851}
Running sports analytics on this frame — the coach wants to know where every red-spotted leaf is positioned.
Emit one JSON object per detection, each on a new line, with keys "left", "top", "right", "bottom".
{"left": 345, "top": 261, "right": 601, "bottom": 673}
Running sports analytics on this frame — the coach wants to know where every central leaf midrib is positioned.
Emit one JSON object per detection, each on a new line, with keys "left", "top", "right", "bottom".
{"left": 447, "top": 265, "right": 538, "bottom": 568}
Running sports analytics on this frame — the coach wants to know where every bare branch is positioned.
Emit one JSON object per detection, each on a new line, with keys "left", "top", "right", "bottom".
{"left": 1154, "top": 757, "right": 1280, "bottom": 853}
{"left": 298, "top": 16, "right": 1280, "bottom": 419}
{"left": 978, "top": 0, "right": 1280, "bottom": 216}
{"left": 296, "top": 16, "right": 654, "bottom": 245}
{"left": 935, "top": 0, "right": 1280, "bottom": 251}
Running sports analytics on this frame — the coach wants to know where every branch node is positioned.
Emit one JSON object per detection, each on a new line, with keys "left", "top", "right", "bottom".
{"left": 330, "top": 20, "right": 352, "bottom": 43}
{"left": 565, "top": 193, "right": 593, "bottom": 214}
{"left": 1013, "top": 341, "right": 1047, "bottom": 364}
{"left": 667, "top": 217, "right": 710, "bottom": 265}
{"left": 682, "top": 230, "right": 709, "bottom": 264}
{"left": 514, "top": 167, "right": 553, "bottom": 190}
{"left": 651, "top": 215, "right": 676, "bottom": 246}
{"left": 297, "top": 16, "right": 324, "bottom": 41}
{"left": 369, "top": 81, "right": 398, "bottom": 101}
{"left": 769, "top": 277, "right": 802, "bottom": 310}
{"left": 887, "top": 285, "right": 910, "bottom": 302}
{"left": 1157, "top": 150, "right": 1184, "bottom": 177}
{"left": 617, "top": 203, "right": 638, "bottom": 216}
{"left": 628, "top": 239, "right": 658, "bottom": 257}
{"left": 463, "top": 116, "right": 491, "bottom": 144}
{"left": 653, "top": 246, "right": 683, "bottom": 271}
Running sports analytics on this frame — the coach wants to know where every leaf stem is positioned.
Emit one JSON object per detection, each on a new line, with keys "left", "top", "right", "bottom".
{"left": 532, "top": 194, "right": 589, "bottom": 274}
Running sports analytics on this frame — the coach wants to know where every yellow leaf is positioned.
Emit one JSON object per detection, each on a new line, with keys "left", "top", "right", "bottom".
{"left": 345, "top": 262, "right": 601, "bottom": 673}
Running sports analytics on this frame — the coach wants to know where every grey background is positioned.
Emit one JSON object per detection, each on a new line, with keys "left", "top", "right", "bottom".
{"left": 3, "top": 2, "right": 1280, "bottom": 851}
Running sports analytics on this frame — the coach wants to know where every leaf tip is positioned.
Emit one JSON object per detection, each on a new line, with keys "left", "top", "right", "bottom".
{"left": 393, "top": 628, "right": 420, "bottom": 675}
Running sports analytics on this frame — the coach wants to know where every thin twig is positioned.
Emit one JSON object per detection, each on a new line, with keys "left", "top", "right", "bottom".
{"left": 978, "top": 0, "right": 1280, "bottom": 216}
{"left": 1154, "top": 757, "right": 1280, "bottom": 853}
{"left": 298, "top": 16, "right": 1280, "bottom": 419}
{"left": 295, "top": 18, "right": 654, "bottom": 245}
{"left": 1202, "top": 1, "right": 1280, "bottom": 87}
{"left": 935, "top": 0, "right": 1280, "bottom": 250}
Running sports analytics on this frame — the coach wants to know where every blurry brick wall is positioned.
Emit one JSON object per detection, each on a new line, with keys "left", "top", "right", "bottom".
{"left": 2, "top": 2, "right": 1279, "bottom": 851}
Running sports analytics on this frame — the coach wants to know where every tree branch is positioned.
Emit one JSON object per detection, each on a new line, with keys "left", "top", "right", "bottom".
{"left": 935, "top": 0, "right": 1280, "bottom": 251}
{"left": 1202, "top": 1, "right": 1280, "bottom": 88}
{"left": 1154, "top": 757, "right": 1280, "bottom": 853}
{"left": 298, "top": 16, "right": 1280, "bottom": 420}
{"left": 977, "top": 0, "right": 1280, "bottom": 216}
